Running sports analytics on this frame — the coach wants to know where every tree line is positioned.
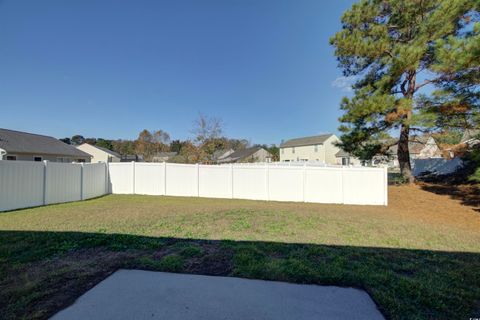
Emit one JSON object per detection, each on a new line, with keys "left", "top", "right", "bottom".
{"left": 60, "top": 114, "right": 279, "bottom": 163}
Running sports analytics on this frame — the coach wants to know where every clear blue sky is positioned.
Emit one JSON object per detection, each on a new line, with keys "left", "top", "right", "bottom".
{"left": 0, "top": 0, "right": 356, "bottom": 145}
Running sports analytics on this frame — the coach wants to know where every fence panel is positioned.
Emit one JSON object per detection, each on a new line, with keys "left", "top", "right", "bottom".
{"left": 0, "top": 160, "right": 387, "bottom": 212}
{"left": 83, "top": 163, "right": 107, "bottom": 199}
{"left": 199, "top": 165, "right": 231, "bottom": 198}
{"left": 268, "top": 166, "right": 304, "bottom": 202}
{"left": 134, "top": 163, "right": 165, "bottom": 195}
{"left": 304, "top": 167, "right": 343, "bottom": 204}
{"left": 108, "top": 163, "right": 134, "bottom": 194}
{"left": 45, "top": 162, "right": 82, "bottom": 204}
{"left": 342, "top": 168, "right": 386, "bottom": 205}
{"left": 232, "top": 166, "right": 267, "bottom": 200}
{"left": 165, "top": 163, "right": 197, "bottom": 197}
{"left": 0, "top": 160, "right": 45, "bottom": 211}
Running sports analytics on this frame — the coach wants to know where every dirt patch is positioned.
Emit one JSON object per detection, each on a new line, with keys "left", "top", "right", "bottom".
{"left": 185, "top": 243, "right": 234, "bottom": 276}
{"left": 1, "top": 248, "right": 141, "bottom": 320}
{"left": 418, "top": 182, "right": 480, "bottom": 212}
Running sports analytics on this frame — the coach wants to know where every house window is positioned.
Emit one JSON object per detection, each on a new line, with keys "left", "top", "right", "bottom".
{"left": 76, "top": 159, "right": 86, "bottom": 163}
{"left": 292, "top": 147, "right": 295, "bottom": 154}
{"left": 6, "top": 155, "right": 17, "bottom": 160}
{"left": 342, "top": 157, "right": 350, "bottom": 166}
{"left": 33, "top": 156, "right": 42, "bottom": 162}
{"left": 314, "top": 145, "right": 318, "bottom": 152}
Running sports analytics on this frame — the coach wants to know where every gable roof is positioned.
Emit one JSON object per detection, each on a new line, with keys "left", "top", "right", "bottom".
{"left": 0, "top": 128, "right": 91, "bottom": 158}
{"left": 335, "top": 149, "right": 351, "bottom": 158}
{"left": 386, "top": 136, "right": 439, "bottom": 155}
{"left": 227, "top": 147, "right": 262, "bottom": 160}
{"left": 280, "top": 134, "right": 334, "bottom": 148}
{"left": 213, "top": 149, "right": 234, "bottom": 160}
{"left": 80, "top": 143, "right": 121, "bottom": 158}
{"left": 218, "top": 147, "right": 271, "bottom": 162}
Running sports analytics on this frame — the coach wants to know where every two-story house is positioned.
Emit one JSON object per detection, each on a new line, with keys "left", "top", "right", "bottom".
{"left": 279, "top": 134, "right": 341, "bottom": 164}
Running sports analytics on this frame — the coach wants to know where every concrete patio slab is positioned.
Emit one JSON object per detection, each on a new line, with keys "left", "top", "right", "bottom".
{"left": 51, "top": 269, "right": 384, "bottom": 320}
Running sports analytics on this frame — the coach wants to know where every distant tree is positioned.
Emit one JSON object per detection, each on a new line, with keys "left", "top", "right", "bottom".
{"left": 152, "top": 130, "right": 171, "bottom": 145}
{"left": 96, "top": 138, "right": 113, "bottom": 150}
{"left": 227, "top": 138, "right": 249, "bottom": 150}
{"left": 59, "top": 137, "right": 71, "bottom": 145}
{"left": 170, "top": 140, "right": 184, "bottom": 153}
{"left": 330, "top": 0, "right": 478, "bottom": 182}
{"left": 71, "top": 135, "right": 85, "bottom": 146}
{"left": 134, "top": 129, "right": 171, "bottom": 161}
{"left": 84, "top": 138, "right": 97, "bottom": 145}
{"left": 192, "top": 114, "right": 223, "bottom": 143}
{"left": 432, "top": 130, "right": 464, "bottom": 146}
{"left": 267, "top": 144, "right": 279, "bottom": 161}
{"left": 178, "top": 140, "right": 203, "bottom": 164}
{"left": 112, "top": 140, "right": 135, "bottom": 156}
{"left": 191, "top": 114, "right": 225, "bottom": 162}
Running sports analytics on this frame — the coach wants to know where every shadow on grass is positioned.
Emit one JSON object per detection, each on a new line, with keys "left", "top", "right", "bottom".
{"left": 0, "top": 230, "right": 479, "bottom": 320}
{"left": 419, "top": 182, "right": 480, "bottom": 212}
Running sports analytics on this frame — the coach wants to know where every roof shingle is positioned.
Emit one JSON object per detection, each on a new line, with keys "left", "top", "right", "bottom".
{"left": 280, "top": 134, "right": 334, "bottom": 148}
{"left": 0, "top": 128, "right": 91, "bottom": 158}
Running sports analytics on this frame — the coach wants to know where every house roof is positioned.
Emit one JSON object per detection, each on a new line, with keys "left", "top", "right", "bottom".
{"left": 387, "top": 136, "right": 438, "bottom": 155}
{"left": 335, "top": 149, "right": 351, "bottom": 158}
{"left": 0, "top": 128, "right": 91, "bottom": 158}
{"left": 213, "top": 149, "right": 234, "bottom": 160}
{"left": 280, "top": 134, "right": 334, "bottom": 148}
{"left": 219, "top": 146, "right": 270, "bottom": 162}
{"left": 80, "top": 143, "right": 121, "bottom": 158}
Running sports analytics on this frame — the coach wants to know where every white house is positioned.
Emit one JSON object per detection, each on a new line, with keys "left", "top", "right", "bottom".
{"left": 76, "top": 143, "right": 121, "bottom": 163}
{"left": 279, "top": 134, "right": 341, "bottom": 164}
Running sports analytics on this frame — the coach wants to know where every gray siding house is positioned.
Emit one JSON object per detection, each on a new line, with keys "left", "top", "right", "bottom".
{"left": 0, "top": 128, "right": 92, "bottom": 162}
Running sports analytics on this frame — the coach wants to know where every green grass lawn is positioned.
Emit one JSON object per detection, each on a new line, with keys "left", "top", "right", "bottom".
{"left": 1, "top": 185, "right": 479, "bottom": 319}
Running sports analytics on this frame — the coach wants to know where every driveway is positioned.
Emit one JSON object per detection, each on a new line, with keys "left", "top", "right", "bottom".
{"left": 51, "top": 270, "right": 384, "bottom": 320}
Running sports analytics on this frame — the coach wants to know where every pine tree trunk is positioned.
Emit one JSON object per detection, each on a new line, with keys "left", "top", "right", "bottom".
{"left": 398, "top": 123, "right": 414, "bottom": 183}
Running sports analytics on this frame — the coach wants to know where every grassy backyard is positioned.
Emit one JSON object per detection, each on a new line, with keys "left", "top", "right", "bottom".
{"left": 1, "top": 184, "right": 479, "bottom": 319}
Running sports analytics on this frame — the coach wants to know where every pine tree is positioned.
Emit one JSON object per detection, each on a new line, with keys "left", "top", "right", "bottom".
{"left": 330, "top": 0, "right": 479, "bottom": 182}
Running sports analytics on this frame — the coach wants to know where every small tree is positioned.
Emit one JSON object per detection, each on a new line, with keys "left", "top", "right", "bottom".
{"left": 71, "top": 135, "right": 85, "bottom": 146}
{"left": 191, "top": 114, "right": 224, "bottom": 162}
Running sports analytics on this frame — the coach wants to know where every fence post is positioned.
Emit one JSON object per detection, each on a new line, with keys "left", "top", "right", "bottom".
{"left": 132, "top": 161, "right": 135, "bottom": 194}
{"left": 341, "top": 166, "right": 345, "bottom": 204}
{"left": 302, "top": 163, "right": 306, "bottom": 202}
{"left": 265, "top": 163, "right": 269, "bottom": 201}
{"left": 43, "top": 160, "right": 48, "bottom": 205}
{"left": 163, "top": 161, "right": 167, "bottom": 196}
{"left": 196, "top": 163, "right": 200, "bottom": 197}
{"left": 230, "top": 163, "right": 234, "bottom": 199}
{"left": 384, "top": 166, "right": 388, "bottom": 206}
{"left": 105, "top": 162, "right": 110, "bottom": 194}
{"left": 80, "top": 163, "right": 84, "bottom": 200}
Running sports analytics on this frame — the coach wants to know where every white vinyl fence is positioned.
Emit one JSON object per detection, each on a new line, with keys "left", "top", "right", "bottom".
{"left": 0, "top": 160, "right": 387, "bottom": 212}
{"left": 108, "top": 162, "right": 388, "bottom": 206}
{"left": 0, "top": 160, "right": 107, "bottom": 211}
